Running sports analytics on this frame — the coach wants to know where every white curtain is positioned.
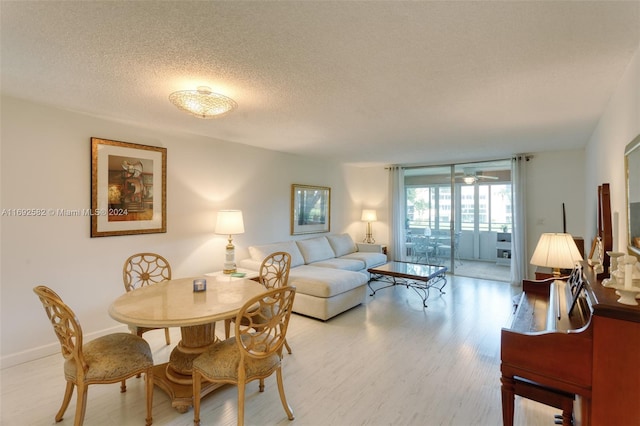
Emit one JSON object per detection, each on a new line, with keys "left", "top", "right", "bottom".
{"left": 388, "top": 166, "right": 406, "bottom": 261}
{"left": 510, "top": 155, "right": 529, "bottom": 286}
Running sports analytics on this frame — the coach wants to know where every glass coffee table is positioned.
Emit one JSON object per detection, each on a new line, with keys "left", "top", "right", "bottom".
{"left": 367, "top": 261, "right": 448, "bottom": 307}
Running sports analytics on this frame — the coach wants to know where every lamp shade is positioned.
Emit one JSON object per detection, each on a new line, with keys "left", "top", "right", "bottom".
{"left": 215, "top": 210, "right": 245, "bottom": 235}
{"left": 530, "top": 233, "right": 583, "bottom": 270}
{"left": 361, "top": 209, "right": 378, "bottom": 222}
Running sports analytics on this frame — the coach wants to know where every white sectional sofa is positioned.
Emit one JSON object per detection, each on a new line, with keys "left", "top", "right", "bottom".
{"left": 239, "top": 233, "right": 387, "bottom": 320}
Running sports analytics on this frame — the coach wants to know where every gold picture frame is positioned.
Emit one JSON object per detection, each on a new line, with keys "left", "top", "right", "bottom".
{"left": 291, "top": 184, "right": 331, "bottom": 235}
{"left": 625, "top": 133, "right": 640, "bottom": 256}
{"left": 91, "top": 137, "right": 167, "bottom": 237}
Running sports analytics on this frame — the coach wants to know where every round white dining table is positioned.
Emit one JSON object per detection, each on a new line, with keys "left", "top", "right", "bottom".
{"left": 109, "top": 275, "right": 266, "bottom": 413}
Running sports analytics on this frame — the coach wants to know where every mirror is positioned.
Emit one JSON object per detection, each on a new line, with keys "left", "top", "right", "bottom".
{"left": 625, "top": 134, "right": 640, "bottom": 256}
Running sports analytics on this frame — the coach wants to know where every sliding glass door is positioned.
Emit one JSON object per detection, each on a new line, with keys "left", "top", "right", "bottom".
{"left": 405, "top": 165, "right": 454, "bottom": 269}
{"left": 402, "top": 160, "right": 512, "bottom": 280}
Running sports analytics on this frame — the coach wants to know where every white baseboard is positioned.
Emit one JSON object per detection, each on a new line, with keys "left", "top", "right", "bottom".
{"left": 1, "top": 324, "right": 128, "bottom": 369}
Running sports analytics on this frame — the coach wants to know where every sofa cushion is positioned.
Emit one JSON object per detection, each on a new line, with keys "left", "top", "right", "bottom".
{"left": 341, "top": 252, "right": 387, "bottom": 268}
{"left": 326, "top": 233, "right": 357, "bottom": 257}
{"left": 288, "top": 265, "right": 368, "bottom": 298}
{"left": 296, "top": 237, "right": 336, "bottom": 264}
{"left": 248, "top": 241, "right": 305, "bottom": 268}
{"left": 309, "top": 257, "right": 365, "bottom": 271}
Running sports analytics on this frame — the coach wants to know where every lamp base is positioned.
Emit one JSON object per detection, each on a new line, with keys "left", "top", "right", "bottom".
{"left": 363, "top": 222, "right": 375, "bottom": 244}
{"left": 223, "top": 240, "right": 236, "bottom": 274}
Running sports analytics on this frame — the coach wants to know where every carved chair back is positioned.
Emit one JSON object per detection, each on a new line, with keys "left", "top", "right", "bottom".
{"left": 33, "top": 286, "right": 86, "bottom": 370}
{"left": 235, "top": 286, "right": 296, "bottom": 359}
{"left": 123, "top": 252, "right": 172, "bottom": 292}
{"left": 259, "top": 251, "right": 291, "bottom": 289}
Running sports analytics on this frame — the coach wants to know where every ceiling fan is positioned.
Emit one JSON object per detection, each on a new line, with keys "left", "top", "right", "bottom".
{"left": 456, "top": 168, "right": 499, "bottom": 184}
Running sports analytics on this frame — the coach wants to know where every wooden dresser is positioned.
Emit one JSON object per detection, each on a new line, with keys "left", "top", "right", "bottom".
{"left": 586, "top": 264, "right": 640, "bottom": 424}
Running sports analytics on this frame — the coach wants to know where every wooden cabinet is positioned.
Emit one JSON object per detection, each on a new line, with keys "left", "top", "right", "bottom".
{"left": 587, "top": 267, "right": 640, "bottom": 425}
{"left": 591, "top": 315, "right": 640, "bottom": 424}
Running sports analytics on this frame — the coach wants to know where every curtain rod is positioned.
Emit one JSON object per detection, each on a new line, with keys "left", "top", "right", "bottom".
{"left": 386, "top": 155, "right": 531, "bottom": 170}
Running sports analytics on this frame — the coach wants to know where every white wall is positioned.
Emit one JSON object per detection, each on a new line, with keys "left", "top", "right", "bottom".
{"left": 0, "top": 96, "right": 365, "bottom": 366}
{"left": 525, "top": 150, "right": 586, "bottom": 278}
{"left": 585, "top": 44, "right": 640, "bottom": 252}
{"left": 342, "top": 165, "right": 389, "bottom": 244}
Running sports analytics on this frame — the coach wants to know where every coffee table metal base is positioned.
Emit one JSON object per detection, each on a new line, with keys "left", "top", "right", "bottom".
{"left": 367, "top": 261, "right": 448, "bottom": 307}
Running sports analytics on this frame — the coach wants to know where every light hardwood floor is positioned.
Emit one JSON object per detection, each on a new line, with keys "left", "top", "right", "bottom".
{"left": 454, "top": 260, "right": 511, "bottom": 283}
{"left": 1, "top": 275, "right": 560, "bottom": 425}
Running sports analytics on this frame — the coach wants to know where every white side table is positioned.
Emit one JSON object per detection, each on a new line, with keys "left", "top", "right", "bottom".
{"left": 204, "top": 268, "right": 259, "bottom": 281}
{"left": 358, "top": 242, "right": 388, "bottom": 256}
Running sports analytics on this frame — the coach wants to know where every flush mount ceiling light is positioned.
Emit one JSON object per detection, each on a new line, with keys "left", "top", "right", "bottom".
{"left": 169, "top": 86, "right": 237, "bottom": 119}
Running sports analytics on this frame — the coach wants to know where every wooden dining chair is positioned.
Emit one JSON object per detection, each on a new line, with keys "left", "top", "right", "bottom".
{"left": 33, "top": 285, "right": 154, "bottom": 426}
{"left": 123, "top": 252, "right": 172, "bottom": 345}
{"left": 225, "top": 251, "right": 293, "bottom": 353}
{"left": 193, "top": 286, "right": 297, "bottom": 426}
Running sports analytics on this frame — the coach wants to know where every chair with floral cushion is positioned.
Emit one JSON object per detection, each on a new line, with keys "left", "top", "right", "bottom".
{"left": 193, "top": 286, "right": 296, "bottom": 426}
{"left": 123, "top": 252, "right": 172, "bottom": 345}
{"left": 225, "top": 251, "right": 293, "bottom": 353}
{"left": 33, "top": 285, "right": 154, "bottom": 426}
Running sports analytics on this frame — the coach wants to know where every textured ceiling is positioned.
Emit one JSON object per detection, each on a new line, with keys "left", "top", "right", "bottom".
{"left": 2, "top": 1, "right": 639, "bottom": 166}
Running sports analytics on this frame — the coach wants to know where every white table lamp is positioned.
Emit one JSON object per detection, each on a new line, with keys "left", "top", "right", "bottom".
{"left": 361, "top": 209, "right": 377, "bottom": 244}
{"left": 215, "top": 210, "right": 245, "bottom": 274}
{"left": 530, "top": 233, "right": 583, "bottom": 276}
